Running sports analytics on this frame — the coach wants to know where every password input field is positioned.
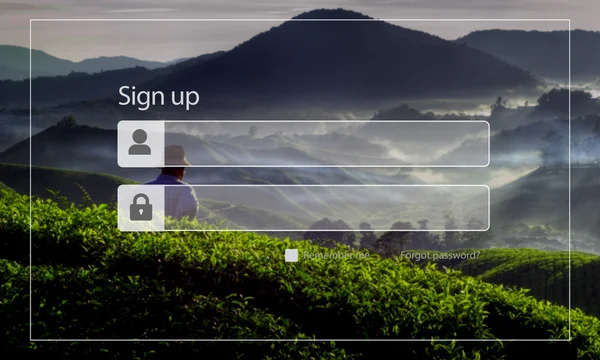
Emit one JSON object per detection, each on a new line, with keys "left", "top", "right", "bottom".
{"left": 117, "top": 184, "right": 490, "bottom": 232}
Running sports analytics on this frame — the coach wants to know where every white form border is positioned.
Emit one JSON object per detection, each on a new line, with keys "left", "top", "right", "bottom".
{"left": 30, "top": 18, "right": 571, "bottom": 342}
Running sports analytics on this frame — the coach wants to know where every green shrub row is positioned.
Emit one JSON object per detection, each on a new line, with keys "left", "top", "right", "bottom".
{"left": 2, "top": 193, "right": 600, "bottom": 358}
{"left": 0, "top": 259, "right": 357, "bottom": 359}
{"left": 404, "top": 248, "right": 600, "bottom": 317}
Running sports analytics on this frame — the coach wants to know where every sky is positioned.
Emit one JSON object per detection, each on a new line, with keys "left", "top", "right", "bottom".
{"left": 1, "top": 0, "right": 596, "bottom": 62}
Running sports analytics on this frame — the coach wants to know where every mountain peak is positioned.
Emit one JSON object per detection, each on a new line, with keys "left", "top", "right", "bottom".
{"left": 292, "top": 8, "right": 372, "bottom": 20}
{"left": 152, "top": 9, "right": 539, "bottom": 104}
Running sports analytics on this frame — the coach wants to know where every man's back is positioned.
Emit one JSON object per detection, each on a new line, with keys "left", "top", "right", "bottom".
{"left": 145, "top": 174, "right": 198, "bottom": 221}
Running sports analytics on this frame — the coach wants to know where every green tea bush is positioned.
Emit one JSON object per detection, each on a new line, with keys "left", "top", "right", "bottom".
{"left": 0, "top": 163, "right": 135, "bottom": 206}
{"left": 1, "top": 259, "right": 357, "bottom": 358}
{"left": 408, "top": 248, "right": 600, "bottom": 317}
{"left": 2, "top": 191, "right": 600, "bottom": 359}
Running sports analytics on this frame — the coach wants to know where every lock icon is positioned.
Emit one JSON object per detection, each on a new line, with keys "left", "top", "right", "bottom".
{"left": 130, "top": 193, "right": 153, "bottom": 221}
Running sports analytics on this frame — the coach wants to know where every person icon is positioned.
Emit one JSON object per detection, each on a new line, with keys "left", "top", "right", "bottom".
{"left": 128, "top": 129, "right": 152, "bottom": 155}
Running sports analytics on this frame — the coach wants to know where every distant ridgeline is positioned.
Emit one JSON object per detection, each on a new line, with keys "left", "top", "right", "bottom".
{"left": 0, "top": 9, "right": 541, "bottom": 109}
{"left": 456, "top": 29, "right": 600, "bottom": 81}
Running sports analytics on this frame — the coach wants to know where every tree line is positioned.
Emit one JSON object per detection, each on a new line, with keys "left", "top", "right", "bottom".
{"left": 303, "top": 213, "right": 492, "bottom": 258}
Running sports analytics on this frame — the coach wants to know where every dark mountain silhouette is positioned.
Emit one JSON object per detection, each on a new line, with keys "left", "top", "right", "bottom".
{"left": 0, "top": 64, "right": 43, "bottom": 80}
{"left": 456, "top": 30, "right": 600, "bottom": 82}
{"left": 490, "top": 166, "right": 600, "bottom": 237}
{"left": 0, "top": 45, "right": 172, "bottom": 80}
{"left": 0, "top": 51, "right": 225, "bottom": 108}
{"left": 0, "top": 67, "right": 158, "bottom": 108}
{"left": 1, "top": 10, "right": 541, "bottom": 109}
{"left": 152, "top": 9, "right": 539, "bottom": 104}
{"left": 0, "top": 45, "right": 74, "bottom": 80}
{"left": 75, "top": 56, "right": 166, "bottom": 73}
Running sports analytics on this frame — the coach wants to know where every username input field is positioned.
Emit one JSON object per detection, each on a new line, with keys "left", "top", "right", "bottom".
{"left": 117, "top": 184, "right": 490, "bottom": 232}
{"left": 117, "top": 120, "right": 490, "bottom": 168}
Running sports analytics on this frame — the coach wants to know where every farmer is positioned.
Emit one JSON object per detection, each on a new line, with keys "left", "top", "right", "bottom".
{"left": 145, "top": 145, "right": 198, "bottom": 220}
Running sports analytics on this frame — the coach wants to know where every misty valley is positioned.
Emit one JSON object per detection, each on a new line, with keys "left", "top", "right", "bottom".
{"left": 1, "top": 9, "right": 599, "bottom": 263}
{"left": 2, "top": 92, "right": 597, "bottom": 254}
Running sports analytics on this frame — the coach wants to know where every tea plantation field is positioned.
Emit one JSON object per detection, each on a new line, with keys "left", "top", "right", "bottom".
{"left": 2, "top": 191, "right": 600, "bottom": 359}
{"left": 0, "top": 163, "right": 135, "bottom": 205}
{"left": 405, "top": 249, "right": 600, "bottom": 318}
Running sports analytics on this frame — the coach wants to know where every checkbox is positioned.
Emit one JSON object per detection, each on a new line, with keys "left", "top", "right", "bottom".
{"left": 285, "top": 249, "right": 298, "bottom": 262}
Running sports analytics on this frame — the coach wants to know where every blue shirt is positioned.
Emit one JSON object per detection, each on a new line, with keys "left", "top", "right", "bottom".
{"left": 145, "top": 174, "right": 198, "bottom": 221}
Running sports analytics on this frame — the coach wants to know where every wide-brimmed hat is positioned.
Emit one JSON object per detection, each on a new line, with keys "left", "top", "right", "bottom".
{"left": 164, "top": 145, "right": 191, "bottom": 166}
